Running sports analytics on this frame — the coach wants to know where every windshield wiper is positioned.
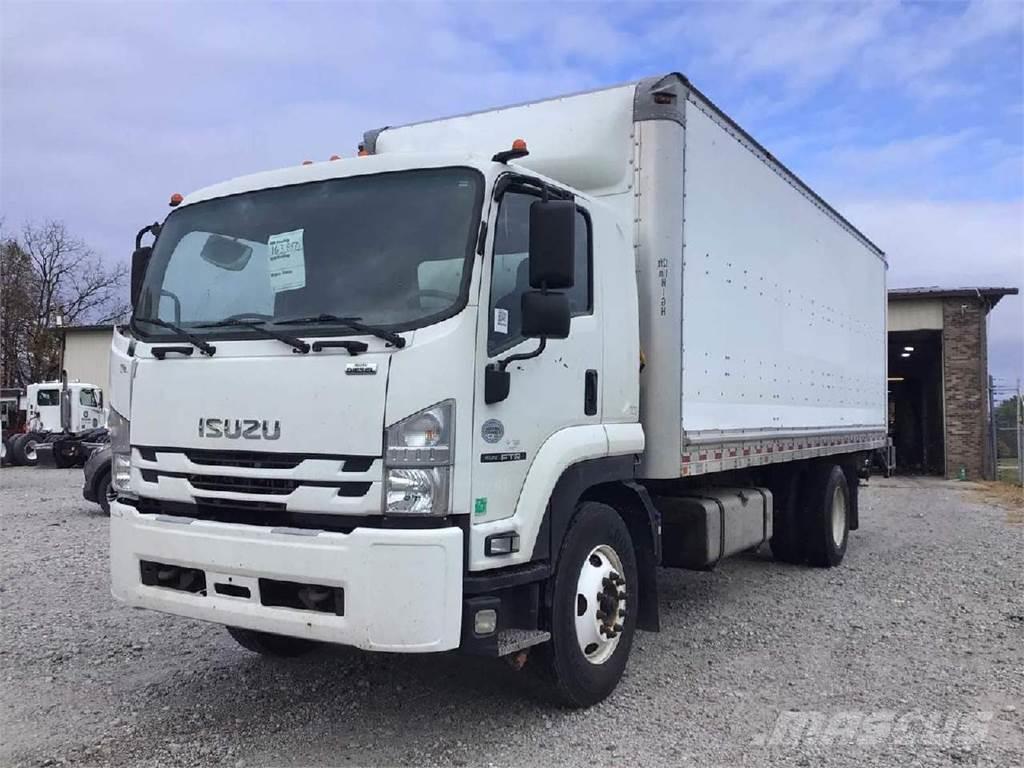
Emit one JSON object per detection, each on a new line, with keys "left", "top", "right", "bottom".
{"left": 274, "top": 314, "right": 407, "bottom": 348}
{"left": 194, "top": 318, "right": 310, "bottom": 354}
{"left": 133, "top": 316, "right": 217, "bottom": 356}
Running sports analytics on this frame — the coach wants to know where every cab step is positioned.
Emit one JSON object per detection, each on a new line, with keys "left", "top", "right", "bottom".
{"left": 497, "top": 629, "right": 551, "bottom": 656}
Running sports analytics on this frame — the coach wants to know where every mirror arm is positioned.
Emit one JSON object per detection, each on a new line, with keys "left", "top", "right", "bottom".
{"left": 135, "top": 222, "right": 161, "bottom": 250}
{"left": 497, "top": 337, "right": 547, "bottom": 371}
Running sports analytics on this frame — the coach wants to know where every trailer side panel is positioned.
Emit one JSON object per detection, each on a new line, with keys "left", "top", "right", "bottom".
{"left": 676, "top": 97, "right": 887, "bottom": 454}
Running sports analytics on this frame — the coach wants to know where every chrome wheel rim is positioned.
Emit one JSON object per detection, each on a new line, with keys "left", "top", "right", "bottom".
{"left": 574, "top": 544, "right": 626, "bottom": 665}
{"left": 831, "top": 486, "right": 847, "bottom": 548}
{"left": 25, "top": 441, "right": 37, "bottom": 461}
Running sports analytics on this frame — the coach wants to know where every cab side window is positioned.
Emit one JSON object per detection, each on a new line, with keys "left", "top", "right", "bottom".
{"left": 36, "top": 389, "right": 59, "bottom": 407}
{"left": 488, "top": 192, "right": 591, "bottom": 354}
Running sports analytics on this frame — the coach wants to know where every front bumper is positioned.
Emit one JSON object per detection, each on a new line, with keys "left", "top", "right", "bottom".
{"left": 110, "top": 500, "right": 464, "bottom": 652}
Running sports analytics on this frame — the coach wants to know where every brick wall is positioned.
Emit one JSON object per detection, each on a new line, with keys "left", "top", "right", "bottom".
{"left": 942, "top": 297, "right": 989, "bottom": 479}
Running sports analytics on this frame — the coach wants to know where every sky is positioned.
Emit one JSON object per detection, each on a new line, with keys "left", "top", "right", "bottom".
{"left": 2, "top": 0, "right": 1022, "bottom": 382}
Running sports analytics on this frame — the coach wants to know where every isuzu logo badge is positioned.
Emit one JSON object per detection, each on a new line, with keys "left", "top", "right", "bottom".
{"left": 345, "top": 362, "right": 377, "bottom": 375}
{"left": 198, "top": 418, "right": 281, "bottom": 440}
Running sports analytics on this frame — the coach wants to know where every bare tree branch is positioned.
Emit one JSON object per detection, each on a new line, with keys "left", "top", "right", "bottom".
{"left": 1, "top": 220, "right": 127, "bottom": 387}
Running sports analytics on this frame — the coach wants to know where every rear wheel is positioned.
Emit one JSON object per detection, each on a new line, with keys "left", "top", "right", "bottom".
{"left": 525, "top": 501, "right": 637, "bottom": 708}
{"left": 802, "top": 463, "right": 850, "bottom": 567}
{"left": 770, "top": 471, "right": 805, "bottom": 564}
{"left": 226, "top": 626, "right": 319, "bottom": 657}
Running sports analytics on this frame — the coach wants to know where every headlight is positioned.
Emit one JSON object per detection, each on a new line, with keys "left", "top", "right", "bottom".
{"left": 385, "top": 467, "right": 451, "bottom": 516}
{"left": 384, "top": 400, "right": 453, "bottom": 515}
{"left": 108, "top": 407, "right": 134, "bottom": 497}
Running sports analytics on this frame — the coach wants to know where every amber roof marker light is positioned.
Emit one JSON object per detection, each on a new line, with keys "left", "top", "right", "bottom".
{"left": 492, "top": 138, "right": 529, "bottom": 164}
{"left": 169, "top": 193, "right": 183, "bottom": 207}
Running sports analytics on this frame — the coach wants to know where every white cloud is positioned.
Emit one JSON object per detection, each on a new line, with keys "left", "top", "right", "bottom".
{"left": 829, "top": 130, "right": 977, "bottom": 173}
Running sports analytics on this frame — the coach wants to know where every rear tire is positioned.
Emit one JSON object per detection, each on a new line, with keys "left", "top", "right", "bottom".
{"left": 226, "top": 626, "right": 319, "bottom": 657}
{"left": 802, "top": 463, "right": 850, "bottom": 567}
{"left": 525, "top": 501, "right": 638, "bottom": 708}
{"left": 770, "top": 471, "right": 805, "bottom": 564}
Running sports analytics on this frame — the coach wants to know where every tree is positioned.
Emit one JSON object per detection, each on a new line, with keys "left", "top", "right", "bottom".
{"left": 994, "top": 395, "right": 1021, "bottom": 459}
{"left": 0, "top": 221, "right": 128, "bottom": 388}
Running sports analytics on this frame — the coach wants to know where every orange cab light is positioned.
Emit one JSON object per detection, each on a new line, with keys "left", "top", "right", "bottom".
{"left": 358, "top": 147, "right": 369, "bottom": 157}
{"left": 512, "top": 138, "right": 527, "bottom": 151}
{"left": 329, "top": 154, "right": 341, "bottom": 161}
{"left": 169, "top": 193, "right": 183, "bottom": 207}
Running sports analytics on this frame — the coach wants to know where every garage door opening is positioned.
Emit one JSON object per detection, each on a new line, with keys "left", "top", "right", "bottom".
{"left": 888, "top": 330, "right": 944, "bottom": 474}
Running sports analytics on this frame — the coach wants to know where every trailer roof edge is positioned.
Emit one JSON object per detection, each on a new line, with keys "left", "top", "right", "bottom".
{"left": 363, "top": 72, "right": 886, "bottom": 261}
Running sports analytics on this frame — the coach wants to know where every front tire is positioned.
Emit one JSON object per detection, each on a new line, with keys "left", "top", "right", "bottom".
{"left": 802, "top": 464, "right": 850, "bottom": 567}
{"left": 226, "top": 626, "right": 319, "bottom": 657}
{"left": 12, "top": 433, "right": 41, "bottom": 466}
{"left": 526, "top": 501, "right": 638, "bottom": 708}
{"left": 96, "top": 470, "right": 112, "bottom": 515}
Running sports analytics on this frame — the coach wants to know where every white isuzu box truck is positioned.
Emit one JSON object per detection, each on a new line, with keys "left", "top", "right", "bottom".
{"left": 109, "top": 73, "right": 886, "bottom": 706}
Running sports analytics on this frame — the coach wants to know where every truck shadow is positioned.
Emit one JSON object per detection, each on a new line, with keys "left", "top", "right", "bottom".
{"left": 115, "top": 551, "right": 795, "bottom": 765}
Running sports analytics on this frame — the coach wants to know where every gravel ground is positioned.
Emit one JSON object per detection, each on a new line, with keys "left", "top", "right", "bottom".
{"left": 1, "top": 467, "right": 1022, "bottom": 767}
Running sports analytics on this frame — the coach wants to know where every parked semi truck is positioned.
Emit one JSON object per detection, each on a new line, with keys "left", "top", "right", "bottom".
{"left": 109, "top": 73, "right": 887, "bottom": 706}
{"left": 4, "top": 380, "right": 105, "bottom": 466}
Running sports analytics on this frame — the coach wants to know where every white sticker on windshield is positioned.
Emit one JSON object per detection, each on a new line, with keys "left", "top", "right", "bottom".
{"left": 494, "top": 307, "right": 509, "bottom": 334}
{"left": 267, "top": 229, "right": 306, "bottom": 292}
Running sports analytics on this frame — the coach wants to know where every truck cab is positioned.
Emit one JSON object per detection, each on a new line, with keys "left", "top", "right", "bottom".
{"left": 25, "top": 381, "right": 104, "bottom": 434}
{"left": 110, "top": 148, "right": 643, "bottom": 701}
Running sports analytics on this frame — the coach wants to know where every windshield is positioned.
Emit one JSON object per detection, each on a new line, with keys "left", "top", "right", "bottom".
{"left": 135, "top": 168, "right": 483, "bottom": 338}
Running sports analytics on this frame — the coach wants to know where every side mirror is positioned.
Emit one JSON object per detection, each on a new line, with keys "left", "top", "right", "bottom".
{"left": 529, "top": 199, "right": 575, "bottom": 289}
{"left": 522, "top": 290, "right": 570, "bottom": 339}
{"left": 131, "top": 246, "right": 151, "bottom": 309}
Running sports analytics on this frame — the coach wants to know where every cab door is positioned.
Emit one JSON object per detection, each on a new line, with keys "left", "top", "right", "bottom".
{"left": 470, "top": 187, "right": 602, "bottom": 529}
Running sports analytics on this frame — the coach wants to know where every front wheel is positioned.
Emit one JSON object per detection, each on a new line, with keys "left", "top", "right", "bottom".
{"left": 526, "top": 501, "right": 637, "bottom": 708}
{"left": 96, "top": 470, "right": 112, "bottom": 515}
{"left": 12, "top": 433, "right": 41, "bottom": 466}
{"left": 226, "top": 626, "right": 319, "bottom": 657}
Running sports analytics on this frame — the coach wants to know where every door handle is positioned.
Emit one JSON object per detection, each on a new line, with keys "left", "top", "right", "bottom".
{"left": 584, "top": 369, "right": 598, "bottom": 416}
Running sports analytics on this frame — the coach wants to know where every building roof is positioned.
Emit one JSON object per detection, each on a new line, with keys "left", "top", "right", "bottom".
{"left": 889, "top": 286, "right": 1018, "bottom": 308}
{"left": 59, "top": 323, "right": 115, "bottom": 334}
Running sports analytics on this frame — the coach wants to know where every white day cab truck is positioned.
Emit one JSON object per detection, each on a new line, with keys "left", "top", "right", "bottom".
{"left": 109, "top": 73, "right": 886, "bottom": 707}
{"left": 4, "top": 380, "right": 105, "bottom": 467}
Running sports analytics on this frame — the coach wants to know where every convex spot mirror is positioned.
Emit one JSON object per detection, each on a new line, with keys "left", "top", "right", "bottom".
{"left": 200, "top": 234, "right": 253, "bottom": 272}
{"left": 522, "top": 291, "right": 570, "bottom": 339}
